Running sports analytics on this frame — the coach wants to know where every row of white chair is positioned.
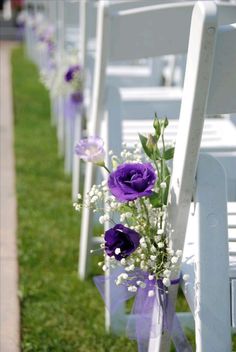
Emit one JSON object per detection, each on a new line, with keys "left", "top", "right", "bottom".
{"left": 23, "top": 1, "right": 236, "bottom": 351}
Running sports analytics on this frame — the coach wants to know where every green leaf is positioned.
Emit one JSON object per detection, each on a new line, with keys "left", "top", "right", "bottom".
{"left": 149, "top": 192, "right": 162, "bottom": 208}
{"left": 139, "top": 133, "right": 161, "bottom": 160}
{"left": 138, "top": 133, "right": 152, "bottom": 158}
{"left": 163, "top": 147, "right": 175, "bottom": 160}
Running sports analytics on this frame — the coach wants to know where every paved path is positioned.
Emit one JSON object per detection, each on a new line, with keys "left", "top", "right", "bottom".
{"left": 0, "top": 41, "right": 20, "bottom": 352}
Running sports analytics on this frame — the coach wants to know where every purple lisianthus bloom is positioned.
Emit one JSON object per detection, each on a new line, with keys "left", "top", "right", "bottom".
{"left": 71, "top": 91, "right": 83, "bottom": 104}
{"left": 105, "top": 224, "right": 140, "bottom": 260}
{"left": 108, "top": 163, "right": 157, "bottom": 202}
{"left": 65, "top": 65, "right": 81, "bottom": 82}
{"left": 75, "top": 137, "right": 105, "bottom": 163}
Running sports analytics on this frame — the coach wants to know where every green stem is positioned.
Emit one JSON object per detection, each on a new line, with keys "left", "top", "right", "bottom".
{"left": 140, "top": 198, "right": 150, "bottom": 229}
{"left": 102, "top": 165, "right": 110, "bottom": 173}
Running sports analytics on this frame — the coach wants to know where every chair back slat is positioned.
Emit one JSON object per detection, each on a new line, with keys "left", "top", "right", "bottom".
{"left": 207, "top": 23, "right": 236, "bottom": 115}
{"left": 167, "top": 1, "right": 218, "bottom": 252}
{"left": 109, "top": 2, "right": 194, "bottom": 61}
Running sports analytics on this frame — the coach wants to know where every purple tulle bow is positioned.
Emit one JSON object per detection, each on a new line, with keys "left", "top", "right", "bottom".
{"left": 94, "top": 268, "right": 193, "bottom": 352}
{"left": 64, "top": 94, "right": 83, "bottom": 120}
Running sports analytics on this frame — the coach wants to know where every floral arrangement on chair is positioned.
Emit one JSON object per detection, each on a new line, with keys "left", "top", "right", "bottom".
{"left": 74, "top": 116, "right": 191, "bottom": 350}
{"left": 40, "top": 55, "right": 83, "bottom": 118}
{"left": 74, "top": 116, "right": 183, "bottom": 286}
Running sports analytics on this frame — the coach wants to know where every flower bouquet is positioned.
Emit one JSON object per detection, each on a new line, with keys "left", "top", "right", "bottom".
{"left": 40, "top": 54, "right": 83, "bottom": 119}
{"left": 74, "top": 116, "right": 191, "bottom": 350}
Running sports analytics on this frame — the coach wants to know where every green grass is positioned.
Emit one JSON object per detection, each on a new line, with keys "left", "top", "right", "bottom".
{"left": 11, "top": 46, "right": 235, "bottom": 351}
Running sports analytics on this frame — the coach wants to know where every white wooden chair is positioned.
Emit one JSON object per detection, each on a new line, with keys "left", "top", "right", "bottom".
{"left": 149, "top": 2, "right": 236, "bottom": 351}
{"left": 79, "top": 0, "right": 236, "bottom": 281}
{"left": 71, "top": 0, "right": 190, "bottom": 201}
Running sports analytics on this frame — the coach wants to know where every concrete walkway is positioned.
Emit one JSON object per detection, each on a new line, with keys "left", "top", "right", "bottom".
{"left": 0, "top": 41, "right": 20, "bottom": 352}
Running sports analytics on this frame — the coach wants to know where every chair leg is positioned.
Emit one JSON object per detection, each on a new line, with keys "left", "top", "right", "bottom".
{"left": 72, "top": 112, "right": 82, "bottom": 201}
{"left": 194, "top": 155, "right": 231, "bottom": 352}
{"left": 57, "top": 96, "right": 65, "bottom": 157}
{"left": 78, "top": 162, "right": 96, "bottom": 280}
{"left": 64, "top": 116, "right": 72, "bottom": 175}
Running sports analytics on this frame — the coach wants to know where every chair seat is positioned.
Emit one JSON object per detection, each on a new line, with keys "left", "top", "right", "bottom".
{"left": 107, "top": 65, "right": 152, "bottom": 77}
{"left": 120, "top": 118, "right": 236, "bottom": 152}
{"left": 181, "top": 202, "right": 236, "bottom": 328}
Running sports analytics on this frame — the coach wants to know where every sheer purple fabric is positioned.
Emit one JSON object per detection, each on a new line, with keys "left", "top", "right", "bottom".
{"left": 64, "top": 96, "right": 82, "bottom": 120}
{"left": 94, "top": 268, "right": 192, "bottom": 352}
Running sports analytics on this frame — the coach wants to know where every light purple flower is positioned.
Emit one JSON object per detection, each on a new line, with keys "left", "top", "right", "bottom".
{"left": 75, "top": 137, "right": 105, "bottom": 164}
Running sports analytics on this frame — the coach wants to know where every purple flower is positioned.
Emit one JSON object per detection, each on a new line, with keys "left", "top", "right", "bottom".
{"left": 75, "top": 137, "right": 105, "bottom": 163}
{"left": 108, "top": 163, "right": 157, "bottom": 202}
{"left": 65, "top": 65, "right": 81, "bottom": 82}
{"left": 105, "top": 224, "right": 140, "bottom": 260}
{"left": 71, "top": 91, "right": 83, "bottom": 104}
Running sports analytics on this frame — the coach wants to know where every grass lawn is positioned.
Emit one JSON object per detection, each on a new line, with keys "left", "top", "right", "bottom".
{"left": 11, "top": 45, "right": 235, "bottom": 351}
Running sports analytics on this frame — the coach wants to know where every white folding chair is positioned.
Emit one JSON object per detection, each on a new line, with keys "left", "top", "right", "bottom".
{"left": 148, "top": 2, "right": 236, "bottom": 351}
{"left": 79, "top": 0, "right": 236, "bottom": 282}
{"left": 72, "top": 0, "right": 189, "bottom": 201}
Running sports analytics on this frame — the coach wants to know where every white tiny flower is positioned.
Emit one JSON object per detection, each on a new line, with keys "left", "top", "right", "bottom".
{"left": 176, "top": 250, "right": 183, "bottom": 257}
{"left": 103, "top": 214, "right": 110, "bottom": 222}
{"left": 99, "top": 216, "right": 105, "bottom": 224}
{"left": 110, "top": 202, "right": 116, "bottom": 209}
{"left": 108, "top": 150, "right": 113, "bottom": 155}
{"left": 140, "top": 253, "right": 145, "bottom": 259}
{"left": 137, "top": 281, "right": 146, "bottom": 288}
{"left": 148, "top": 275, "right": 154, "bottom": 281}
{"left": 148, "top": 290, "right": 155, "bottom": 297}
{"left": 158, "top": 242, "right": 164, "bottom": 249}
{"left": 120, "top": 258, "right": 126, "bottom": 265}
{"left": 120, "top": 214, "right": 126, "bottom": 222}
{"left": 102, "top": 265, "right": 107, "bottom": 272}
{"left": 140, "top": 242, "right": 147, "bottom": 249}
{"left": 183, "top": 274, "right": 190, "bottom": 281}
{"left": 128, "top": 286, "right": 137, "bottom": 293}
{"left": 90, "top": 196, "right": 98, "bottom": 203}
{"left": 160, "top": 182, "right": 167, "bottom": 189}
{"left": 150, "top": 245, "right": 156, "bottom": 253}
{"left": 140, "top": 261, "right": 146, "bottom": 269}
{"left": 101, "top": 180, "right": 107, "bottom": 186}
{"left": 163, "top": 269, "right": 171, "bottom": 277}
{"left": 98, "top": 262, "right": 103, "bottom": 267}
{"left": 171, "top": 256, "right": 178, "bottom": 264}
{"left": 77, "top": 193, "right": 82, "bottom": 199}
{"left": 157, "top": 229, "right": 164, "bottom": 235}
{"left": 167, "top": 248, "right": 174, "bottom": 256}
{"left": 150, "top": 255, "right": 156, "bottom": 261}
{"left": 154, "top": 235, "right": 161, "bottom": 243}
{"left": 163, "top": 278, "right": 170, "bottom": 287}
{"left": 121, "top": 273, "right": 128, "bottom": 280}
{"left": 115, "top": 248, "right": 121, "bottom": 255}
